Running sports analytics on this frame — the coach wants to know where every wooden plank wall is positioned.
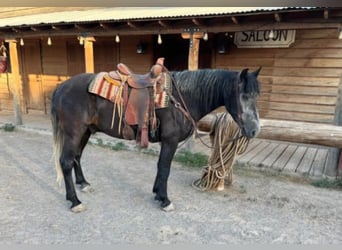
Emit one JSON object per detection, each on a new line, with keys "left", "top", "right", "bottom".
{"left": 41, "top": 38, "right": 69, "bottom": 113}
{"left": 0, "top": 73, "right": 13, "bottom": 112}
{"left": 215, "top": 29, "right": 342, "bottom": 124}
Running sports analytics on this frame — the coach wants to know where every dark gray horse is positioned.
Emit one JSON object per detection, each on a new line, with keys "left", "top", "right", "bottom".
{"left": 51, "top": 59, "right": 261, "bottom": 212}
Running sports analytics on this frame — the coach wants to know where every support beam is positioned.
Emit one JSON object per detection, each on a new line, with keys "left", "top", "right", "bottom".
{"left": 188, "top": 38, "right": 200, "bottom": 70}
{"left": 192, "top": 18, "right": 203, "bottom": 26}
{"left": 127, "top": 21, "right": 139, "bottom": 28}
{"left": 182, "top": 31, "right": 202, "bottom": 71}
{"left": 231, "top": 16, "right": 239, "bottom": 25}
{"left": 83, "top": 36, "right": 95, "bottom": 73}
{"left": 5, "top": 39, "right": 23, "bottom": 125}
{"left": 158, "top": 20, "right": 170, "bottom": 28}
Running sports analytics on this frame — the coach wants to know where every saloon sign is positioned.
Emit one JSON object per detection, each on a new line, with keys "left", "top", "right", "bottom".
{"left": 234, "top": 30, "right": 296, "bottom": 48}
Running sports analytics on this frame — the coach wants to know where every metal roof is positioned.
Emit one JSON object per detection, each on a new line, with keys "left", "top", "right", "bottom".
{"left": 0, "top": 7, "right": 318, "bottom": 28}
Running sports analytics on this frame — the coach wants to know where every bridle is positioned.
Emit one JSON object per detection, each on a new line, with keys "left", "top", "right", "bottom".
{"left": 156, "top": 64, "right": 245, "bottom": 149}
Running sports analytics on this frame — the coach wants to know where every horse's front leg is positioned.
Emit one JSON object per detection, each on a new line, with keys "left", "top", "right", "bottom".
{"left": 153, "top": 139, "right": 178, "bottom": 211}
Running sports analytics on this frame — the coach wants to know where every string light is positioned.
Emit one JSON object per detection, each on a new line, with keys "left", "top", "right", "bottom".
{"left": 47, "top": 37, "right": 52, "bottom": 46}
{"left": 20, "top": 38, "right": 24, "bottom": 46}
{"left": 157, "top": 34, "right": 162, "bottom": 44}
{"left": 115, "top": 34, "right": 120, "bottom": 43}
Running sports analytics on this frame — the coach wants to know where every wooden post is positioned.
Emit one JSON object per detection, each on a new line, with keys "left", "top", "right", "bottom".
{"left": 182, "top": 31, "right": 204, "bottom": 150}
{"left": 188, "top": 38, "right": 200, "bottom": 70}
{"left": 83, "top": 36, "right": 95, "bottom": 73}
{"left": 181, "top": 31, "right": 204, "bottom": 71}
{"left": 5, "top": 39, "right": 23, "bottom": 125}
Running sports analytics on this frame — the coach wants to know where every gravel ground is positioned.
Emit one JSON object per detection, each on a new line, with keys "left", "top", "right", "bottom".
{"left": 0, "top": 129, "right": 342, "bottom": 244}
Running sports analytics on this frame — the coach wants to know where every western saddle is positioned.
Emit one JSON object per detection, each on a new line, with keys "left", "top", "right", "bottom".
{"left": 107, "top": 58, "right": 165, "bottom": 148}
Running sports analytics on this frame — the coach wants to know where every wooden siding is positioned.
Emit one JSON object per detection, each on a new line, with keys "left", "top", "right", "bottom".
{"left": 215, "top": 29, "right": 342, "bottom": 124}
{"left": 0, "top": 73, "right": 13, "bottom": 111}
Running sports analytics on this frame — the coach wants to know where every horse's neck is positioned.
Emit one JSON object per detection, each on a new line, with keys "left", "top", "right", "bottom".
{"left": 182, "top": 88, "right": 224, "bottom": 122}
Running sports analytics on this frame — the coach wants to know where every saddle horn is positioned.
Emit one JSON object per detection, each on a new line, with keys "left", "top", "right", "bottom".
{"left": 117, "top": 63, "right": 134, "bottom": 75}
{"left": 150, "top": 57, "right": 165, "bottom": 78}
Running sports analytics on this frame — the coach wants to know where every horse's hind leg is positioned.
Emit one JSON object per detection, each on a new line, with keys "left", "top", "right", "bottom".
{"left": 74, "top": 129, "right": 92, "bottom": 192}
{"left": 60, "top": 141, "right": 85, "bottom": 212}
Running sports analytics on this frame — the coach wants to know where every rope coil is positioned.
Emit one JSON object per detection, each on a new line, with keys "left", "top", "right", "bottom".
{"left": 193, "top": 113, "right": 249, "bottom": 191}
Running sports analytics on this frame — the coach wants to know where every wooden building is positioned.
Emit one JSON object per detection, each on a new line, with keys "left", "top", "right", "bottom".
{"left": 1, "top": 7, "right": 342, "bottom": 175}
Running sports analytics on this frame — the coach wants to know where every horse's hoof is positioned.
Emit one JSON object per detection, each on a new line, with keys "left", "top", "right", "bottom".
{"left": 161, "top": 202, "right": 175, "bottom": 212}
{"left": 71, "top": 203, "right": 86, "bottom": 213}
{"left": 80, "top": 184, "right": 94, "bottom": 193}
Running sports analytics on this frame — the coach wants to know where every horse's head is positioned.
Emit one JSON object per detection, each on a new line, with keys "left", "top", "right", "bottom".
{"left": 226, "top": 67, "right": 261, "bottom": 138}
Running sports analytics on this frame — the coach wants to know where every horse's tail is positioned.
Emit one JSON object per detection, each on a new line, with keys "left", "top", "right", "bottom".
{"left": 51, "top": 89, "right": 64, "bottom": 186}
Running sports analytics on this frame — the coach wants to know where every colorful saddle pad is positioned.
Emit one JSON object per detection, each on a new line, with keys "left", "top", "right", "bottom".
{"left": 88, "top": 72, "right": 171, "bottom": 109}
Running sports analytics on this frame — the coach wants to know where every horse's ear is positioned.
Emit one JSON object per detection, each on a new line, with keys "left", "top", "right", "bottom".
{"left": 239, "top": 68, "right": 249, "bottom": 82}
{"left": 253, "top": 66, "right": 262, "bottom": 77}
{"left": 117, "top": 63, "right": 133, "bottom": 75}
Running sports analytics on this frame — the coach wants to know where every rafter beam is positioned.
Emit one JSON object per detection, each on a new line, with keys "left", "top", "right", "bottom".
{"left": 127, "top": 21, "right": 139, "bottom": 28}
{"left": 192, "top": 18, "right": 203, "bottom": 26}
{"left": 99, "top": 23, "right": 112, "bottom": 29}
{"left": 158, "top": 20, "right": 170, "bottom": 28}
{"left": 51, "top": 25, "right": 60, "bottom": 30}
{"left": 231, "top": 16, "right": 239, "bottom": 25}
{"left": 274, "top": 13, "right": 282, "bottom": 22}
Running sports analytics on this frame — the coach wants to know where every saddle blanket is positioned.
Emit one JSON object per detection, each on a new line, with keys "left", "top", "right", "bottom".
{"left": 88, "top": 72, "right": 171, "bottom": 108}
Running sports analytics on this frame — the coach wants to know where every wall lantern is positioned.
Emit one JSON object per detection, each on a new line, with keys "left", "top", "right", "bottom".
{"left": 136, "top": 42, "right": 146, "bottom": 54}
{"left": 216, "top": 33, "right": 228, "bottom": 54}
{"left": 217, "top": 43, "right": 227, "bottom": 54}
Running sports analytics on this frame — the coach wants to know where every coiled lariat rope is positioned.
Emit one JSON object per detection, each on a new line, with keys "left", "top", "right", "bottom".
{"left": 192, "top": 113, "right": 250, "bottom": 191}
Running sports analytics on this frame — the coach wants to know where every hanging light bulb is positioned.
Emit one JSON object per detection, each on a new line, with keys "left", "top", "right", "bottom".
{"left": 20, "top": 38, "right": 24, "bottom": 46}
{"left": 339, "top": 28, "right": 342, "bottom": 40}
{"left": 78, "top": 36, "right": 84, "bottom": 45}
{"left": 203, "top": 32, "right": 208, "bottom": 41}
{"left": 47, "top": 37, "right": 52, "bottom": 46}
{"left": 115, "top": 34, "right": 120, "bottom": 43}
{"left": 157, "top": 34, "right": 162, "bottom": 45}
{"left": 268, "top": 29, "right": 274, "bottom": 39}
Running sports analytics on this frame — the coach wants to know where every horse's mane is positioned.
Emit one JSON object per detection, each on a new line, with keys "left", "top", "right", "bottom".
{"left": 172, "top": 69, "right": 259, "bottom": 99}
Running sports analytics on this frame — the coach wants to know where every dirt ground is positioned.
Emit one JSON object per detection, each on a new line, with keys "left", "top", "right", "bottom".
{"left": 0, "top": 129, "right": 342, "bottom": 244}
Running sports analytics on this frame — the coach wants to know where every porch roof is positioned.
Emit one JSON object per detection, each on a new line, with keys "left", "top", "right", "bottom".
{"left": 0, "top": 7, "right": 318, "bottom": 28}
